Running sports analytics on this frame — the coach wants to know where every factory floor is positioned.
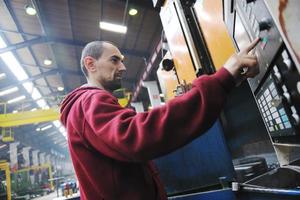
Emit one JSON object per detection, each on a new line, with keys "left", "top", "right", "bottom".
{"left": 32, "top": 190, "right": 61, "bottom": 200}
{"left": 32, "top": 191, "right": 80, "bottom": 200}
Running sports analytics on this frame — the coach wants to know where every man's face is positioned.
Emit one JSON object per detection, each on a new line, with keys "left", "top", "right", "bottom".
{"left": 93, "top": 43, "right": 126, "bottom": 91}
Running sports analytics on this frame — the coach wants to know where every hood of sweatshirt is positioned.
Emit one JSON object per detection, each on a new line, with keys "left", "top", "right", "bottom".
{"left": 60, "top": 86, "right": 102, "bottom": 126}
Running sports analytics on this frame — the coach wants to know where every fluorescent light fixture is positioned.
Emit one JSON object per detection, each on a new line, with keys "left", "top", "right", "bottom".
{"left": 61, "top": 131, "right": 67, "bottom": 137}
{"left": 0, "top": 52, "right": 29, "bottom": 81}
{"left": 59, "top": 126, "right": 65, "bottom": 133}
{"left": 23, "top": 82, "right": 42, "bottom": 100}
{"left": 23, "top": 82, "right": 33, "bottom": 93}
{"left": 0, "top": 87, "right": 18, "bottom": 96}
{"left": 0, "top": 144, "right": 7, "bottom": 149}
{"left": 99, "top": 22, "right": 127, "bottom": 34}
{"left": 31, "top": 108, "right": 37, "bottom": 111}
{"left": 25, "top": 5, "right": 37, "bottom": 16}
{"left": 36, "top": 127, "right": 41, "bottom": 132}
{"left": 57, "top": 86, "right": 64, "bottom": 91}
{"left": 129, "top": 8, "right": 138, "bottom": 16}
{"left": 41, "top": 124, "right": 53, "bottom": 131}
{"left": 43, "top": 59, "right": 52, "bottom": 66}
{"left": 0, "top": 37, "right": 6, "bottom": 48}
{"left": 0, "top": 73, "right": 6, "bottom": 80}
{"left": 36, "top": 99, "right": 47, "bottom": 108}
{"left": 7, "top": 95, "right": 26, "bottom": 104}
{"left": 31, "top": 88, "right": 42, "bottom": 100}
{"left": 12, "top": 110, "right": 18, "bottom": 113}
{"left": 53, "top": 120, "right": 61, "bottom": 128}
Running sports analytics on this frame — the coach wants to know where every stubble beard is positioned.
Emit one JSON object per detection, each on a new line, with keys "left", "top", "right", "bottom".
{"left": 104, "top": 79, "right": 122, "bottom": 92}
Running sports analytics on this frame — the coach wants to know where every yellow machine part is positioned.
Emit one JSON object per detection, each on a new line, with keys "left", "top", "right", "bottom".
{"left": 160, "top": 0, "right": 196, "bottom": 84}
{"left": 193, "top": 0, "right": 235, "bottom": 70}
{"left": 1, "top": 128, "right": 14, "bottom": 142}
{"left": 0, "top": 108, "right": 59, "bottom": 128}
{"left": 0, "top": 161, "right": 11, "bottom": 200}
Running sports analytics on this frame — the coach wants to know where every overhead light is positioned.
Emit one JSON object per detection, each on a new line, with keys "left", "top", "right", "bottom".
{"left": 129, "top": 8, "right": 138, "bottom": 16}
{"left": 43, "top": 59, "right": 52, "bottom": 66}
{"left": 12, "top": 110, "right": 18, "bottom": 113}
{"left": 99, "top": 22, "right": 127, "bottom": 34}
{"left": 23, "top": 82, "right": 42, "bottom": 100}
{"left": 59, "top": 126, "right": 65, "bottom": 133}
{"left": 25, "top": 5, "right": 37, "bottom": 16}
{"left": 36, "top": 99, "right": 47, "bottom": 108}
{"left": 41, "top": 124, "right": 53, "bottom": 131}
{"left": 57, "top": 86, "right": 64, "bottom": 91}
{"left": 7, "top": 95, "right": 26, "bottom": 104}
{"left": 0, "top": 87, "right": 18, "bottom": 96}
{"left": 31, "top": 108, "right": 37, "bottom": 111}
{"left": 36, "top": 127, "right": 41, "bottom": 132}
{"left": 0, "top": 37, "right": 6, "bottom": 48}
{"left": 53, "top": 120, "right": 61, "bottom": 128}
{"left": 0, "top": 73, "right": 6, "bottom": 80}
{"left": 0, "top": 52, "right": 29, "bottom": 81}
{"left": 0, "top": 35, "right": 50, "bottom": 110}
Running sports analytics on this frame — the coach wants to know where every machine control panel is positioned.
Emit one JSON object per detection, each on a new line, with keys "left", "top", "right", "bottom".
{"left": 224, "top": 0, "right": 300, "bottom": 143}
{"left": 257, "top": 74, "right": 294, "bottom": 137}
{"left": 256, "top": 46, "right": 300, "bottom": 142}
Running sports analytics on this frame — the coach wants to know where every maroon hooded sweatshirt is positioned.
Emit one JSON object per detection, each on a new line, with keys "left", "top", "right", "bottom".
{"left": 60, "top": 68, "right": 235, "bottom": 200}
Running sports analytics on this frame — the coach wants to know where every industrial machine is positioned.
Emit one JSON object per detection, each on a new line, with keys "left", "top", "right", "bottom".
{"left": 11, "top": 163, "right": 54, "bottom": 199}
{"left": 154, "top": 0, "right": 300, "bottom": 199}
{"left": 0, "top": 161, "right": 11, "bottom": 200}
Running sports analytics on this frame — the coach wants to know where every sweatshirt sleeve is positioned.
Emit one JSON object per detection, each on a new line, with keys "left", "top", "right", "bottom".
{"left": 82, "top": 67, "right": 235, "bottom": 162}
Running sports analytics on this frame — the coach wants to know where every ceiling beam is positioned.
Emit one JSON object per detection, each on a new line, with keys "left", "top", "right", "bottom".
{"left": 0, "top": 27, "right": 42, "bottom": 37}
{"left": 0, "top": 36, "right": 150, "bottom": 58}
{"left": 1, "top": 67, "right": 82, "bottom": 89}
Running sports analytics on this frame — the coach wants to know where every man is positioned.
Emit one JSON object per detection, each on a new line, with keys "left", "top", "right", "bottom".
{"left": 60, "top": 39, "right": 260, "bottom": 200}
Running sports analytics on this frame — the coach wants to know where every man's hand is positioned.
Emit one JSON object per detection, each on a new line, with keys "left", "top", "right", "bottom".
{"left": 224, "top": 38, "right": 260, "bottom": 84}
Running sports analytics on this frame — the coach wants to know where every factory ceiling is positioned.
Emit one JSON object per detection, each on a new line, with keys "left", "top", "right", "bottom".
{"left": 0, "top": 0, "right": 163, "bottom": 156}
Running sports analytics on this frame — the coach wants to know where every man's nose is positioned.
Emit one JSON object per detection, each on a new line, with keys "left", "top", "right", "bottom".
{"left": 119, "top": 62, "right": 126, "bottom": 71}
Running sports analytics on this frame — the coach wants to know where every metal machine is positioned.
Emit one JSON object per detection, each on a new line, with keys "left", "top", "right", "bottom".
{"left": 154, "top": 0, "right": 300, "bottom": 199}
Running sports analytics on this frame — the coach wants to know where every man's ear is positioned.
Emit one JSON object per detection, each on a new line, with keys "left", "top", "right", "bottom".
{"left": 84, "top": 56, "right": 96, "bottom": 73}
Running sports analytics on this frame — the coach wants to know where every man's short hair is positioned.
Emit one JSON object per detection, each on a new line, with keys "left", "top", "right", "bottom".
{"left": 80, "top": 41, "right": 114, "bottom": 77}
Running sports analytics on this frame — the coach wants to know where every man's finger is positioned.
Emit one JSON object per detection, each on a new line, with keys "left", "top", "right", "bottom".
{"left": 241, "top": 57, "right": 258, "bottom": 68}
{"left": 242, "top": 38, "right": 260, "bottom": 54}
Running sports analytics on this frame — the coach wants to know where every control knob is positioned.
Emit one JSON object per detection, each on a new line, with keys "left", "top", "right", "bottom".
{"left": 283, "top": 59, "right": 293, "bottom": 71}
{"left": 259, "top": 18, "right": 272, "bottom": 31}
{"left": 292, "top": 113, "right": 300, "bottom": 125}
{"left": 274, "top": 72, "right": 282, "bottom": 83}
{"left": 283, "top": 92, "right": 291, "bottom": 104}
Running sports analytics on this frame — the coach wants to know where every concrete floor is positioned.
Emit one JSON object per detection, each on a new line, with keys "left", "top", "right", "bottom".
{"left": 32, "top": 190, "right": 61, "bottom": 200}
{"left": 32, "top": 191, "right": 80, "bottom": 200}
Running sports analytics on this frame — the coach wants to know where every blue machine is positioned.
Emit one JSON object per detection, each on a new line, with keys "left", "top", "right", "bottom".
{"left": 155, "top": 121, "right": 235, "bottom": 195}
{"left": 154, "top": 0, "right": 300, "bottom": 199}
